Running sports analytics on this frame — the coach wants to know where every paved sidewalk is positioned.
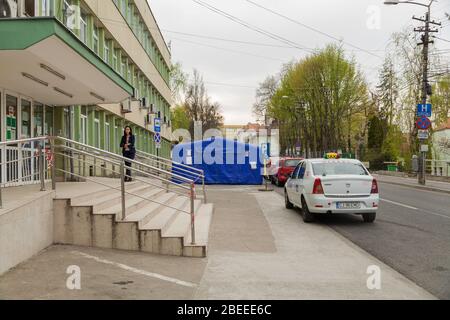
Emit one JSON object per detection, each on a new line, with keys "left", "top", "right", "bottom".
{"left": 373, "top": 174, "right": 450, "bottom": 194}
{"left": 195, "top": 186, "right": 435, "bottom": 300}
{"left": 0, "top": 185, "right": 436, "bottom": 300}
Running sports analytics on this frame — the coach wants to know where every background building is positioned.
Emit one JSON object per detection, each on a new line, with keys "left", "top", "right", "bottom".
{"left": 0, "top": 0, "right": 173, "bottom": 185}
{"left": 431, "top": 118, "right": 450, "bottom": 177}
{"left": 221, "top": 123, "right": 280, "bottom": 158}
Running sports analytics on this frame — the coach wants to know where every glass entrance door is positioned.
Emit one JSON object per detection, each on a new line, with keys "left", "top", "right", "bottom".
{"left": 21, "top": 99, "right": 31, "bottom": 139}
{"left": 34, "top": 103, "right": 44, "bottom": 137}
{"left": 5, "top": 95, "right": 18, "bottom": 141}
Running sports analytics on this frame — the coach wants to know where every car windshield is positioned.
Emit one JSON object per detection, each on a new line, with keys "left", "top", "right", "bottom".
{"left": 312, "top": 162, "right": 368, "bottom": 176}
{"left": 285, "top": 160, "right": 301, "bottom": 167}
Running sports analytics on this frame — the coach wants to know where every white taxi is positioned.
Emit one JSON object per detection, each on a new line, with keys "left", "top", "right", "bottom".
{"left": 284, "top": 156, "right": 379, "bottom": 223}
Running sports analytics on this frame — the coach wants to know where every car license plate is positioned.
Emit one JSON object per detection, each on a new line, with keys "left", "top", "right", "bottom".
{"left": 337, "top": 202, "right": 361, "bottom": 209}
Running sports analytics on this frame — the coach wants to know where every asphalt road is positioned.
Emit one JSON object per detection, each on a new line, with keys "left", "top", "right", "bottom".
{"left": 274, "top": 181, "right": 450, "bottom": 300}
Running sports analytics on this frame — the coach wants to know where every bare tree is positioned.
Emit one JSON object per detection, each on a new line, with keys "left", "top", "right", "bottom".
{"left": 253, "top": 76, "right": 278, "bottom": 123}
{"left": 182, "top": 69, "right": 224, "bottom": 137}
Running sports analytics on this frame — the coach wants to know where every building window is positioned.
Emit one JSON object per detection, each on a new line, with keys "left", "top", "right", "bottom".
{"left": 62, "top": 0, "right": 73, "bottom": 29}
{"left": 112, "top": 49, "right": 118, "bottom": 70}
{"left": 94, "top": 119, "right": 100, "bottom": 148}
{"left": 104, "top": 41, "right": 111, "bottom": 65}
{"left": 105, "top": 122, "right": 110, "bottom": 151}
{"left": 40, "top": 0, "right": 50, "bottom": 16}
{"left": 80, "top": 113, "right": 87, "bottom": 144}
{"left": 93, "top": 26, "right": 99, "bottom": 54}
{"left": 80, "top": 10, "right": 88, "bottom": 44}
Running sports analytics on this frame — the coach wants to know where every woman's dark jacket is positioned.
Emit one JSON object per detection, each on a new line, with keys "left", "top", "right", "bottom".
{"left": 120, "top": 134, "right": 136, "bottom": 157}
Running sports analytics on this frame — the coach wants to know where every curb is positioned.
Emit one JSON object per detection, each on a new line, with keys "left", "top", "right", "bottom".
{"left": 377, "top": 180, "right": 450, "bottom": 195}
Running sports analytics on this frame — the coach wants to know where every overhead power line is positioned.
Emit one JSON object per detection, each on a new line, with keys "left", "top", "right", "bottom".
{"left": 170, "top": 37, "right": 285, "bottom": 61}
{"left": 434, "top": 36, "right": 450, "bottom": 43}
{"left": 162, "top": 28, "right": 387, "bottom": 52}
{"left": 163, "top": 30, "right": 294, "bottom": 48}
{"left": 191, "top": 0, "right": 314, "bottom": 53}
{"left": 244, "top": 0, "right": 384, "bottom": 60}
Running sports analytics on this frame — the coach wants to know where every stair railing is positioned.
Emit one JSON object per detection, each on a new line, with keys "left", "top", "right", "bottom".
{"left": 0, "top": 136, "right": 198, "bottom": 245}
{"left": 135, "top": 149, "right": 207, "bottom": 203}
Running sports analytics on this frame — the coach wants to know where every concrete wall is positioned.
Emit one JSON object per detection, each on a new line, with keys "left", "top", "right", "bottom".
{"left": 0, "top": 192, "right": 54, "bottom": 275}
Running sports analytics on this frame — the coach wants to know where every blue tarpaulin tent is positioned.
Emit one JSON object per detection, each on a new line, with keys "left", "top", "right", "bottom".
{"left": 172, "top": 138, "right": 263, "bottom": 185}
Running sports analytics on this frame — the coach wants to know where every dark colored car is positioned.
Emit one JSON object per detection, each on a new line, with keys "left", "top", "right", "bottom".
{"left": 272, "top": 158, "right": 303, "bottom": 187}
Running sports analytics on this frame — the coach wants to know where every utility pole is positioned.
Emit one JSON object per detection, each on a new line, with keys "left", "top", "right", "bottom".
{"left": 413, "top": 4, "right": 440, "bottom": 185}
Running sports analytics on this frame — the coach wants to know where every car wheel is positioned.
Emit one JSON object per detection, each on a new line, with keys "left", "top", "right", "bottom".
{"left": 301, "top": 197, "right": 315, "bottom": 223}
{"left": 276, "top": 177, "right": 282, "bottom": 187}
{"left": 285, "top": 190, "right": 294, "bottom": 209}
{"left": 362, "top": 212, "right": 376, "bottom": 223}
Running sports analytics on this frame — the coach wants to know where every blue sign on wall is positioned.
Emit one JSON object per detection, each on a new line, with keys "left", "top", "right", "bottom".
{"left": 417, "top": 104, "right": 432, "bottom": 117}
{"left": 154, "top": 118, "right": 161, "bottom": 133}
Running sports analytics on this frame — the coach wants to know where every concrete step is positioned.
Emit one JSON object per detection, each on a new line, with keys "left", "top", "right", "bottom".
{"left": 69, "top": 181, "right": 141, "bottom": 204}
{"left": 91, "top": 184, "right": 153, "bottom": 212}
{"left": 95, "top": 187, "right": 165, "bottom": 216}
{"left": 70, "top": 183, "right": 147, "bottom": 209}
{"left": 155, "top": 199, "right": 202, "bottom": 257}
{"left": 125, "top": 192, "right": 180, "bottom": 227}
{"left": 139, "top": 196, "right": 190, "bottom": 231}
{"left": 183, "top": 203, "right": 214, "bottom": 257}
{"left": 161, "top": 199, "right": 202, "bottom": 238}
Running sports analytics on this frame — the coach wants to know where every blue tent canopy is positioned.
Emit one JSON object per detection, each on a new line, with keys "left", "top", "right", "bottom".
{"left": 172, "top": 138, "right": 263, "bottom": 185}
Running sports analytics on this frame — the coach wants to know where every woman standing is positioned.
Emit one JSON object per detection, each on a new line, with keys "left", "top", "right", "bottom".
{"left": 120, "top": 126, "right": 136, "bottom": 182}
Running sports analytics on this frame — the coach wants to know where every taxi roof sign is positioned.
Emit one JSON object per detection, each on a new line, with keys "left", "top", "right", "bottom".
{"left": 324, "top": 152, "right": 341, "bottom": 159}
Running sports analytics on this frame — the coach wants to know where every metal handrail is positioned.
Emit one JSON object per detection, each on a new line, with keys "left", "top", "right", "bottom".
{"left": 55, "top": 151, "right": 190, "bottom": 196}
{"left": 0, "top": 137, "right": 49, "bottom": 209}
{"left": 57, "top": 147, "right": 190, "bottom": 191}
{"left": 56, "top": 168, "right": 191, "bottom": 214}
{"left": 0, "top": 136, "right": 198, "bottom": 244}
{"left": 136, "top": 149, "right": 204, "bottom": 175}
{"left": 135, "top": 149, "right": 207, "bottom": 203}
{"left": 56, "top": 136, "right": 194, "bottom": 185}
{"left": 53, "top": 137, "right": 197, "bottom": 244}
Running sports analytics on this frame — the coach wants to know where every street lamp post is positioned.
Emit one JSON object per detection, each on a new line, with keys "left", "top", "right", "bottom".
{"left": 384, "top": 0, "right": 440, "bottom": 185}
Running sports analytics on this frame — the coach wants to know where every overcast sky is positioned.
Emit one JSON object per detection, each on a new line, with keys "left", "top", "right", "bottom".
{"left": 149, "top": 0, "right": 450, "bottom": 125}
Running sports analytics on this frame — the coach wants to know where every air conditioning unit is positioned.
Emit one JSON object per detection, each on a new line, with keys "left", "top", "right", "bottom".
{"left": 140, "top": 97, "right": 148, "bottom": 109}
{"left": 145, "top": 113, "right": 151, "bottom": 126}
{"left": 0, "top": 0, "right": 18, "bottom": 18}
{"left": 120, "top": 98, "right": 132, "bottom": 114}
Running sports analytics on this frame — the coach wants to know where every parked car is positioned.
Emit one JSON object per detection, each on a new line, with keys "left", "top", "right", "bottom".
{"left": 284, "top": 157, "right": 379, "bottom": 223}
{"left": 272, "top": 158, "right": 303, "bottom": 187}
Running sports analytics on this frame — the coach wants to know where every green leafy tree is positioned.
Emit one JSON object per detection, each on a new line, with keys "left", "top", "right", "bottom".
{"left": 431, "top": 75, "right": 450, "bottom": 126}
{"left": 171, "top": 105, "right": 190, "bottom": 131}
{"left": 268, "top": 45, "right": 370, "bottom": 157}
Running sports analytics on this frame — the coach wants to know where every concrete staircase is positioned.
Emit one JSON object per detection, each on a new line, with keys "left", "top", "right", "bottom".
{"left": 53, "top": 180, "right": 213, "bottom": 257}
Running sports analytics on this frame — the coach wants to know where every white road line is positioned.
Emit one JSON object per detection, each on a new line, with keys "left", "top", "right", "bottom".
{"left": 381, "top": 199, "right": 450, "bottom": 220}
{"left": 381, "top": 199, "right": 418, "bottom": 210}
{"left": 72, "top": 251, "right": 197, "bottom": 288}
{"left": 422, "top": 210, "right": 450, "bottom": 220}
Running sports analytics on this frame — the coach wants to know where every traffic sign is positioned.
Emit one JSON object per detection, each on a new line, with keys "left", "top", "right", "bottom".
{"left": 154, "top": 132, "right": 161, "bottom": 149}
{"left": 418, "top": 130, "right": 429, "bottom": 140}
{"left": 416, "top": 116, "right": 431, "bottom": 130}
{"left": 261, "top": 143, "right": 270, "bottom": 160}
{"left": 154, "top": 118, "right": 161, "bottom": 133}
{"left": 417, "top": 104, "right": 432, "bottom": 117}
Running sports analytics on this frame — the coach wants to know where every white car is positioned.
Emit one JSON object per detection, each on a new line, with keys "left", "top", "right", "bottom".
{"left": 284, "top": 158, "right": 379, "bottom": 223}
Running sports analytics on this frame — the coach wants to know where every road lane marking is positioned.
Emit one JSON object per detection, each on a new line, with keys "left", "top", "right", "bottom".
{"left": 72, "top": 251, "right": 198, "bottom": 288}
{"left": 381, "top": 199, "right": 418, "bottom": 210}
{"left": 381, "top": 199, "right": 450, "bottom": 220}
{"left": 422, "top": 210, "right": 450, "bottom": 220}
